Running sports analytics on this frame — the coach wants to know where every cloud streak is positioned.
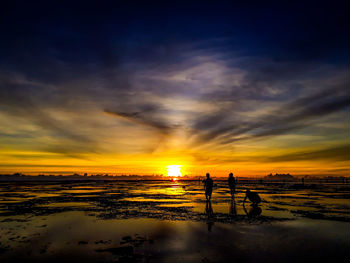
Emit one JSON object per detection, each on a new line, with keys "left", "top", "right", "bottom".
{"left": 103, "top": 109, "right": 174, "bottom": 134}
{"left": 265, "top": 144, "right": 350, "bottom": 162}
{"left": 190, "top": 65, "right": 350, "bottom": 147}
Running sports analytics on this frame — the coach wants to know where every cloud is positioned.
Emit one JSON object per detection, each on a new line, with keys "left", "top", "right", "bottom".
{"left": 0, "top": 71, "right": 98, "bottom": 156}
{"left": 265, "top": 144, "right": 350, "bottom": 162}
{"left": 190, "top": 143, "right": 350, "bottom": 165}
{"left": 189, "top": 62, "right": 350, "bottom": 147}
{"left": 218, "top": 90, "right": 350, "bottom": 144}
{"left": 103, "top": 109, "right": 174, "bottom": 134}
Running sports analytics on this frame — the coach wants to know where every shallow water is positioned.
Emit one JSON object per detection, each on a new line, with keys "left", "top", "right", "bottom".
{"left": 0, "top": 181, "right": 349, "bottom": 262}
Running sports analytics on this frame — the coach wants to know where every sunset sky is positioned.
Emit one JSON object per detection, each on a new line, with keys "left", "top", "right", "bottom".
{"left": 1, "top": 1, "right": 350, "bottom": 177}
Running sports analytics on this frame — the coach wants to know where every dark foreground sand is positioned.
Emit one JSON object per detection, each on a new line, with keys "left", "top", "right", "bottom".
{"left": 0, "top": 181, "right": 349, "bottom": 262}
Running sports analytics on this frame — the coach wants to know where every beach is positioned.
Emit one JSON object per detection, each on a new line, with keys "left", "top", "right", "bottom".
{"left": 0, "top": 181, "right": 349, "bottom": 262}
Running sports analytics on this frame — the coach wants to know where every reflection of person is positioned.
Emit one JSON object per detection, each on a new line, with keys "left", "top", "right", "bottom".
{"left": 205, "top": 199, "right": 214, "bottom": 231}
{"left": 228, "top": 172, "right": 236, "bottom": 196}
{"left": 203, "top": 173, "right": 213, "bottom": 201}
{"left": 229, "top": 195, "right": 237, "bottom": 217}
{"left": 243, "top": 189, "right": 261, "bottom": 205}
{"left": 243, "top": 203, "right": 262, "bottom": 218}
{"left": 205, "top": 200, "right": 214, "bottom": 216}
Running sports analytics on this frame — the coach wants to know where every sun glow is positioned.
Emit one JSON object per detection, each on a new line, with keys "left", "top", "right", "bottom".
{"left": 166, "top": 165, "right": 182, "bottom": 177}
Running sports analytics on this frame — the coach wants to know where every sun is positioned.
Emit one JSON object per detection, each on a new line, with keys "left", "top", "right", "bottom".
{"left": 166, "top": 165, "right": 182, "bottom": 177}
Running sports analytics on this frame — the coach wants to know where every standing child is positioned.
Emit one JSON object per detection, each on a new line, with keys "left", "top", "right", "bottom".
{"left": 203, "top": 173, "right": 213, "bottom": 201}
{"left": 228, "top": 172, "right": 236, "bottom": 196}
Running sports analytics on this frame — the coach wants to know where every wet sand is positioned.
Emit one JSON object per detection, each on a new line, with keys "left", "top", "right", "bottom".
{"left": 0, "top": 181, "right": 349, "bottom": 262}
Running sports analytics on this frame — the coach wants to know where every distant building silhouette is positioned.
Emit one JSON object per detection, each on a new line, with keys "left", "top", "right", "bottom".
{"left": 264, "top": 173, "right": 294, "bottom": 180}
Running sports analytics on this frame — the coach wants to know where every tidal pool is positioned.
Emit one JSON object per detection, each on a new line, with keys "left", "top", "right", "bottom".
{"left": 0, "top": 181, "right": 349, "bottom": 262}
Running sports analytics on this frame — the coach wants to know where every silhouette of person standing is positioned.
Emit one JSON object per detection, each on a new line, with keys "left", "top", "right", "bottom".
{"left": 203, "top": 173, "right": 213, "bottom": 201}
{"left": 228, "top": 172, "right": 236, "bottom": 196}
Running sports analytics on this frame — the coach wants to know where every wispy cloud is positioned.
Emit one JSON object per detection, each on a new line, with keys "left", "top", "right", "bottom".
{"left": 103, "top": 109, "right": 174, "bottom": 134}
{"left": 264, "top": 144, "right": 350, "bottom": 162}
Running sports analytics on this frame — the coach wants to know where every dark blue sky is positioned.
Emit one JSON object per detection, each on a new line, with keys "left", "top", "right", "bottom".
{"left": 1, "top": 1, "right": 349, "bottom": 70}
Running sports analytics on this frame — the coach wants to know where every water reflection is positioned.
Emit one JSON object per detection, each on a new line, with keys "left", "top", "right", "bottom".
{"left": 243, "top": 203, "right": 262, "bottom": 218}
{"left": 229, "top": 195, "right": 237, "bottom": 217}
{"left": 205, "top": 200, "right": 214, "bottom": 231}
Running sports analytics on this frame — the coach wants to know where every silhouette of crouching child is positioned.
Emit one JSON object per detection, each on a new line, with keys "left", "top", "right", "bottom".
{"left": 243, "top": 189, "right": 262, "bottom": 218}
{"left": 243, "top": 189, "right": 261, "bottom": 206}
